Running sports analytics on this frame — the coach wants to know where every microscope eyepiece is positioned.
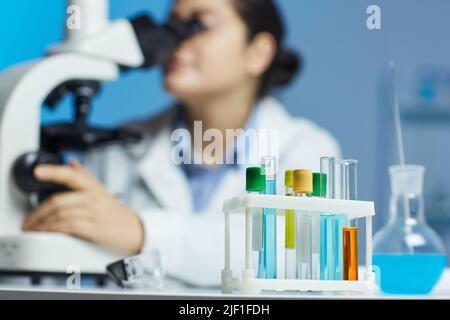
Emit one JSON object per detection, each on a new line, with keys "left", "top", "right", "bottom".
{"left": 165, "top": 15, "right": 205, "bottom": 42}
{"left": 129, "top": 14, "right": 205, "bottom": 69}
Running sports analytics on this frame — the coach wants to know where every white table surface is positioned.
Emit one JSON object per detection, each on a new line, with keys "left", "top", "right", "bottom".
{"left": 0, "top": 269, "right": 449, "bottom": 300}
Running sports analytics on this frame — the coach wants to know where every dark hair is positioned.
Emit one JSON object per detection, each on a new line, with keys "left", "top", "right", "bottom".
{"left": 232, "top": 0, "right": 301, "bottom": 97}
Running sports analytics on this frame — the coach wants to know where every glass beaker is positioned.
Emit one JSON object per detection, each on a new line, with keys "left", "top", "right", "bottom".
{"left": 373, "top": 165, "right": 447, "bottom": 294}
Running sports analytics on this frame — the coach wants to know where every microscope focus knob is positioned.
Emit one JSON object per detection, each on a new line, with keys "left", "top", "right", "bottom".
{"left": 13, "top": 152, "right": 69, "bottom": 196}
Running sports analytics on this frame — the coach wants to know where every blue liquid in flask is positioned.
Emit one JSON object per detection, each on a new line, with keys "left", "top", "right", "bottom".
{"left": 373, "top": 254, "right": 447, "bottom": 295}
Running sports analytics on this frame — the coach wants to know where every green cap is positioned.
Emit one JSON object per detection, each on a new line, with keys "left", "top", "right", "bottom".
{"left": 312, "top": 173, "right": 327, "bottom": 197}
{"left": 246, "top": 167, "right": 265, "bottom": 192}
{"left": 284, "top": 170, "right": 294, "bottom": 188}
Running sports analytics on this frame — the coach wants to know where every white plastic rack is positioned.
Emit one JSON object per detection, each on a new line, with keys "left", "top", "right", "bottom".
{"left": 221, "top": 194, "right": 377, "bottom": 294}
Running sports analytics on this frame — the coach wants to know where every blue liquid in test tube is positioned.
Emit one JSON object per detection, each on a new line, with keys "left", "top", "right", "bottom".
{"left": 257, "top": 213, "right": 265, "bottom": 278}
{"left": 320, "top": 213, "right": 348, "bottom": 280}
{"left": 262, "top": 157, "right": 277, "bottom": 279}
{"left": 320, "top": 214, "right": 334, "bottom": 280}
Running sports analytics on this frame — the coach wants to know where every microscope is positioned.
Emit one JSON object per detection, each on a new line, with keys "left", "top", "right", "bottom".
{"left": 0, "top": 0, "right": 203, "bottom": 280}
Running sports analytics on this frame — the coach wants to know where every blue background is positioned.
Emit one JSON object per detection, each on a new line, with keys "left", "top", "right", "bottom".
{"left": 2, "top": 0, "right": 450, "bottom": 253}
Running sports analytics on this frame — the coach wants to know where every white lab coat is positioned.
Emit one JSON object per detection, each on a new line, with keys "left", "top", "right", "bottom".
{"left": 84, "top": 97, "right": 341, "bottom": 286}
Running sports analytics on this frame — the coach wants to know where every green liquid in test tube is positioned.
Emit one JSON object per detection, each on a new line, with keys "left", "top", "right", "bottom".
{"left": 262, "top": 156, "right": 277, "bottom": 279}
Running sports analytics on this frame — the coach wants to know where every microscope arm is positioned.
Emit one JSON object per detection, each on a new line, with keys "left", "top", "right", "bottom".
{"left": 49, "top": 19, "right": 145, "bottom": 68}
{"left": 47, "top": 0, "right": 144, "bottom": 68}
{"left": 0, "top": 54, "right": 118, "bottom": 232}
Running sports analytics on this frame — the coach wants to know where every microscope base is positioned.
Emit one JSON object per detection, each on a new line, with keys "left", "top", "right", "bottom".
{"left": 0, "top": 232, "right": 124, "bottom": 275}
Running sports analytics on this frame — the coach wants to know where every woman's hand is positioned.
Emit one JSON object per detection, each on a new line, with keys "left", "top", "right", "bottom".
{"left": 22, "top": 160, "right": 144, "bottom": 255}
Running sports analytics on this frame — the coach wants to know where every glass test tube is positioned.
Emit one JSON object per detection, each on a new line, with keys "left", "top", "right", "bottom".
{"left": 293, "top": 169, "right": 313, "bottom": 280}
{"left": 310, "top": 214, "right": 321, "bottom": 280}
{"left": 319, "top": 157, "right": 349, "bottom": 280}
{"left": 320, "top": 157, "right": 335, "bottom": 280}
{"left": 341, "top": 160, "right": 359, "bottom": 281}
{"left": 310, "top": 173, "right": 326, "bottom": 280}
{"left": 297, "top": 213, "right": 311, "bottom": 279}
{"left": 284, "top": 170, "right": 296, "bottom": 279}
{"left": 250, "top": 197, "right": 263, "bottom": 274}
{"left": 321, "top": 157, "right": 336, "bottom": 199}
{"left": 262, "top": 156, "right": 277, "bottom": 279}
{"left": 334, "top": 213, "right": 348, "bottom": 280}
{"left": 320, "top": 213, "right": 348, "bottom": 280}
{"left": 245, "top": 167, "right": 265, "bottom": 278}
{"left": 256, "top": 214, "right": 265, "bottom": 279}
{"left": 320, "top": 214, "right": 334, "bottom": 280}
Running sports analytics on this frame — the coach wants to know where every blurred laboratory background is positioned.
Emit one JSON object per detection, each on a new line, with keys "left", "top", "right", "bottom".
{"left": 1, "top": 0, "right": 450, "bottom": 262}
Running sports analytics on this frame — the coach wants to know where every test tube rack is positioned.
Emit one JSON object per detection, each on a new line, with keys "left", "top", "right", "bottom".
{"left": 221, "top": 194, "right": 377, "bottom": 295}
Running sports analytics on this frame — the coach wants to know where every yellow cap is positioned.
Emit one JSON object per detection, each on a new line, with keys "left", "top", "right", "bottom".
{"left": 284, "top": 170, "right": 294, "bottom": 188}
{"left": 293, "top": 169, "right": 313, "bottom": 194}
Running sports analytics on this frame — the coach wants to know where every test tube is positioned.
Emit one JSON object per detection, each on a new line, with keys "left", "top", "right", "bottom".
{"left": 320, "top": 157, "right": 336, "bottom": 200}
{"left": 341, "top": 160, "right": 359, "bottom": 281}
{"left": 284, "top": 170, "right": 296, "bottom": 279}
{"left": 246, "top": 167, "right": 265, "bottom": 278}
{"left": 293, "top": 169, "right": 313, "bottom": 279}
{"left": 320, "top": 157, "right": 349, "bottom": 280}
{"left": 261, "top": 156, "right": 277, "bottom": 279}
{"left": 334, "top": 213, "right": 348, "bottom": 279}
{"left": 320, "top": 214, "right": 335, "bottom": 280}
{"left": 320, "top": 157, "right": 335, "bottom": 280}
{"left": 320, "top": 212, "right": 348, "bottom": 280}
{"left": 310, "top": 173, "right": 326, "bottom": 280}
